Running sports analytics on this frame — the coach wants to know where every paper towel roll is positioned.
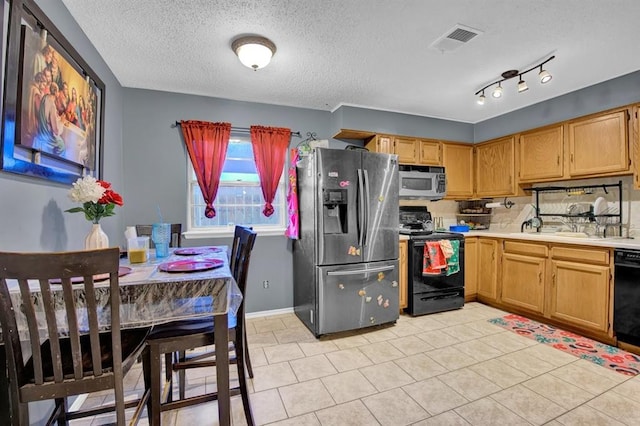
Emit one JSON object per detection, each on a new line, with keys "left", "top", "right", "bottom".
{"left": 485, "top": 202, "right": 502, "bottom": 208}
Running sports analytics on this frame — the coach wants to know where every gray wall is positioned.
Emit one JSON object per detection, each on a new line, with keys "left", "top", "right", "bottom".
{"left": 121, "top": 88, "right": 331, "bottom": 312}
{"left": 0, "top": 0, "right": 125, "bottom": 253}
{"left": 332, "top": 105, "right": 475, "bottom": 142}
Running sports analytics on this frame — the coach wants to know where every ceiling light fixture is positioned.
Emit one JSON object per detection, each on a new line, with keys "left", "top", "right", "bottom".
{"left": 492, "top": 82, "right": 503, "bottom": 98}
{"left": 477, "top": 91, "right": 486, "bottom": 105}
{"left": 539, "top": 66, "right": 552, "bottom": 84}
{"left": 231, "top": 35, "right": 276, "bottom": 70}
{"left": 475, "top": 55, "right": 554, "bottom": 105}
{"left": 517, "top": 74, "right": 528, "bottom": 93}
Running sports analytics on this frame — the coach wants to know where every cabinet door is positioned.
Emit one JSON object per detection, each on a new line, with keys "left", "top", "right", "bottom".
{"left": 464, "top": 237, "right": 478, "bottom": 298}
{"left": 442, "top": 143, "right": 474, "bottom": 199}
{"left": 501, "top": 253, "right": 546, "bottom": 314}
{"left": 477, "top": 239, "right": 499, "bottom": 300}
{"left": 365, "top": 135, "right": 394, "bottom": 154}
{"left": 549, "top": 260, "right": 610, "bottom": 333}
{"left": 568, "top": 110, "right": 629, "bottom": 176}
{"left": 418, "top": 139, "right": 441, "bottom": 165}
{"left": 519, "top": 125, "right": 564, "bottom": 182}
{"left": 399, "top": 240, "right": 408, "bottom": 310}
{"left": 394, "top": 137, "right": 418, "bottom": 164}
{"left": 475, "top": 136, "right": 516, "bottom": 197}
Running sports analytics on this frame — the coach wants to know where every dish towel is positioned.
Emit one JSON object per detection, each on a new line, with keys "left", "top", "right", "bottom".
{"left": 285, "top": 148, "right": 299, "bottom": 239}
{"left": 440, "top": 239, "right": 460, "bottom": 276}
{"left": 423, "top": 241, "right": 447, "bottom": 275}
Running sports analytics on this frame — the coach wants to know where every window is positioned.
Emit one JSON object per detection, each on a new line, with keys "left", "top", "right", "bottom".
{"left": 186, "top": 137, "right": 286, "bottom": 237}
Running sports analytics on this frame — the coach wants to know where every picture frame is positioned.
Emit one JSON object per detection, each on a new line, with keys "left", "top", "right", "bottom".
{"left": 1, "top": 0, "right": 105, "bottom": 185}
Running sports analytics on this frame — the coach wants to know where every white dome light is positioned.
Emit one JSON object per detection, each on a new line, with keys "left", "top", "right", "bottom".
{"left": 232, "top": 36, "right": 277, "bottom": 70}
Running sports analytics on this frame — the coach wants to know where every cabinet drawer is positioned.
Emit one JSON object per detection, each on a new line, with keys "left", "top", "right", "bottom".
{"left": 550, "top": 246, "right": 609, "bottom": 265}
{"left": 504, "top": 241, "right": 548, "bottom": 257}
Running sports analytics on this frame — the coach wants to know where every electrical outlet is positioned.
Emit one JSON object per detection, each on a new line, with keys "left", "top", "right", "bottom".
{"left": 262, "top": 280, "right": 269, "bottom": 289}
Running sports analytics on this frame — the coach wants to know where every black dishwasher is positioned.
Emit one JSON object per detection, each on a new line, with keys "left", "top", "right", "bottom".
{"left": 614, "top": 249, "right": 640, "bottom": 346}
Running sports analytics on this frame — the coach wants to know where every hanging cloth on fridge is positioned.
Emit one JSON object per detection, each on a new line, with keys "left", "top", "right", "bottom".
{"left": 285, "top": 148, "right": 300, "bottom": 239}
{"left": 422, "top": 241, "right": 447, "bottom": 275}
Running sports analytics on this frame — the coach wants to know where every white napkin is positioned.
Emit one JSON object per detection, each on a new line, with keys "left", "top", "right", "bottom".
{"left": 124, "top": 226, "right": 137, "bottom": 241}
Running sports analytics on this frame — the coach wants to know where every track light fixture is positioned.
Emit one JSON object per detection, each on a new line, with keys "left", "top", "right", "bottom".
{"left": 475, "top": 55, "right": 555, "bottom": 105}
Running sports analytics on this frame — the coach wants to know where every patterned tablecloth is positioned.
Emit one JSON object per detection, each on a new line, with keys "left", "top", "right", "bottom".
{"left": 4, "top": 246, "right": 242, "bottom": 338}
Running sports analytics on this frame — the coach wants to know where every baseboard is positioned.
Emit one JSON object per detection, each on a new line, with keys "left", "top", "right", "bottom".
{"left": 245, "top": 307, "right": 294, "bottom": 319}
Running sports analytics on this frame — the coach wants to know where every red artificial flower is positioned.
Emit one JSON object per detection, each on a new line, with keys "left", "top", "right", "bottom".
{"left": 97, "top": 180, "right": 124, "bottom": 206}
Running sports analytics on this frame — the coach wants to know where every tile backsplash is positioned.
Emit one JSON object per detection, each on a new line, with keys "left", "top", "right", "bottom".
{"left": 401, "top": 175, "right": 640, "bottom": 237}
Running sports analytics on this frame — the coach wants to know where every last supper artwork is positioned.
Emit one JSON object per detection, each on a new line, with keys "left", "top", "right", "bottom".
{"left": 19, "top": 26, "right": 99, "bottom": 169}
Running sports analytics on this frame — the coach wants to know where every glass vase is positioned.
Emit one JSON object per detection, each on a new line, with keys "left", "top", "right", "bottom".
{"left": 85, "top": 223, "right": 109, "bottom": 250}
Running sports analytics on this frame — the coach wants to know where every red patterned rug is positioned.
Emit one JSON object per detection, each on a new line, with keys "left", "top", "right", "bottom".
{"left": 489, "top": 314, "right": 640, "bottom": 376}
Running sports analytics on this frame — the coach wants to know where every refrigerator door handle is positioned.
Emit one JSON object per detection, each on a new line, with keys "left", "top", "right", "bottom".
{"left": 363, "top": 168, "right": 370, "bottom": 247}
{"left": 357, "top": 168, "right": 365, "bottom": 247}
{"left": 327, "top": 265, "right": 395, "bottom": 276}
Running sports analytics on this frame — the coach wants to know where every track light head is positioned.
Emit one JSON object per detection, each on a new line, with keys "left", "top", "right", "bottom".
{"left": 492, "top": 83, "right": 503, "bottom": 98}
{"left": 539, "top": 67, "right": 552, "bottom": 84}
{"left": 477, "top": 92, "right": 486, "bottom": 105}
{"left": 517, "top": 76, "right": 528, "bottom": 93}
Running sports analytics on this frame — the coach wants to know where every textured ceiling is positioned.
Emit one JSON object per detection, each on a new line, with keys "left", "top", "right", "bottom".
{"left": 61, "top": 0, "right": 640, "bottom": 124}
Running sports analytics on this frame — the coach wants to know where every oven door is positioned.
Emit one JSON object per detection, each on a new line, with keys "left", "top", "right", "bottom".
{"left": 408, "top": 238, "right": 465, "bottom": 293}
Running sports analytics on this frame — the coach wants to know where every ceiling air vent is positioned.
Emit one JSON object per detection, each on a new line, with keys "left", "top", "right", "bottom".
{"left": 430, "top": 24, "right": 483, "bottom": 53}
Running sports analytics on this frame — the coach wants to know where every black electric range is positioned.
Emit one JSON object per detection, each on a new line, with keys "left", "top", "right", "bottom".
{"left": 399, "top": 206, "right": 465, "bottom": 316}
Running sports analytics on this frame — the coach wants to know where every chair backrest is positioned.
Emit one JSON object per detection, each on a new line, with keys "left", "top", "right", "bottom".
{"left": 0, "top": 248, "right": 123, "bottom": 403}
{"left": 135, "top": 223, "right": 182, "bottom": 248}
{"left": 232, "top": 226, "right": 257, "bottom": 293}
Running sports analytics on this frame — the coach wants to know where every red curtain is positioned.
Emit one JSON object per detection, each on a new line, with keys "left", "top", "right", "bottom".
{"left": 180, "top": 120, "right": 231, "bottom": 218}
{"left": 250, "top": 125, "right": 291, "bottom": 217}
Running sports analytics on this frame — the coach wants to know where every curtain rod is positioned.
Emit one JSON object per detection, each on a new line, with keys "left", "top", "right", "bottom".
{"left": 172, "top": 121, "right": 301, "bottom": 138}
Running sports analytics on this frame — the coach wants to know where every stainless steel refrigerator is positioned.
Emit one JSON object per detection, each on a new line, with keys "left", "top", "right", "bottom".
{"left": 293, "top": 148, "right": 399, "bottom": 336}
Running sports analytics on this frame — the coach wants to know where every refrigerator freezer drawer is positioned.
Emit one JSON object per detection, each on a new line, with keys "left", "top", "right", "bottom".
{"left": 317, "top": 261, "right": 399, "bottom": 336}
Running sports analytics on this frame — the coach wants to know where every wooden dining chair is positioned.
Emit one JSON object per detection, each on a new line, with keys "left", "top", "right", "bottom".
{"left": 0, "top": 248, "right": 150, "bottom": 426}
{"left": 174, "top": 224, "right": 255, "bottom": 396}
{"left": 135, "top": 223, "right": 183, "bottom": 248}
{"left": 141, "top": 225, "right": 257, "bottom": 425}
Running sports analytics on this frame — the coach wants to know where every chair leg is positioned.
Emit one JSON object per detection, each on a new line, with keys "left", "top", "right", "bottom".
{"left": 244, "top": 333, "right": 253, "bottom": 379}
{"left": 235, "top": 336, "right": 254, "bottom": 426}
{"left": 146, "top": 344, "right": 163, "bottom": 426}
{"left": 164, "top": 352, "right": 173, "bottom": 402}
{"left": 142, "top": 347, "right": 152, "bottom": 424}
{"left": 178, "top": 350, "right": 187, "bottom": 399}
{"left": 55, "top": 397, "right": 68, "bottom": 426}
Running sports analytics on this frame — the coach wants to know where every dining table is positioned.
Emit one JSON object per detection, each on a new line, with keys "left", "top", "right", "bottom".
{"left": 0, "top": 245, "right": 242, "bottom": 426}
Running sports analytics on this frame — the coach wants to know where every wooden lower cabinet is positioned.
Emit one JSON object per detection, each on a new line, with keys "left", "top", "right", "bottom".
{"left": 549, "top": 259, "right": 611, "bottom": 333}
{"left": 464, "top": 237, "right": 478, "bottom": 300}
{"left": 477, "top": 238, "right": 499, "bottom": 301}
{"left": 494, "top": 241, "right": 613, "bottom": 337}
{"left": 399, "top": 240, "right": 408, "bottom": 310}
{"left": 501, "top": 252, "right": 546, "bottom": 315}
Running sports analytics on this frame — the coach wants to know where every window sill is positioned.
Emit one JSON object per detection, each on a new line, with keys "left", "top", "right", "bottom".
{"left": 183, "top": 227, "right": 286, "bottom": 239}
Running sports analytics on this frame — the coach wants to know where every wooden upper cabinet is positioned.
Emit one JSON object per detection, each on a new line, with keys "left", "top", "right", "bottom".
{"left": 394, "top": 137, "right": 419, "bottom": 163}
{"left": 442, "top": 143, "right": 474, "bottom": 199}
{"left": 568, "top": 110, "right": 629, "bottom": 177}
{"left": 418, "top": 139, "right": 441, "bottom": 165}
{"left": 365, "top": 134, "right": 394, "bottom": 154}
{"left": 392, "top": 137, "right": 442, "bottom": 165}
{"left": 519, "top": 125, "right": 564, "bottom": 182}
{"left": 475, "top": 136, "right": 516, "bottom": 197}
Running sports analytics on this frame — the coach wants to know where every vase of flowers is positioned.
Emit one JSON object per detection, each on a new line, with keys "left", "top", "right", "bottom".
{"left": 65, "top": 175, "right": 124, "bottom": 250}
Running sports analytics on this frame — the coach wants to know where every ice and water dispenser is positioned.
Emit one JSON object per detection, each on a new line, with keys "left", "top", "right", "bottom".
{"left": 322, "top": 188, "right": 348, "bottom": 234}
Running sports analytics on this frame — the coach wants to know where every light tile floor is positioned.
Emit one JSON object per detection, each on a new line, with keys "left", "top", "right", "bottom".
{"left": 76, "top": 302, "right": 640, "bottom": 425}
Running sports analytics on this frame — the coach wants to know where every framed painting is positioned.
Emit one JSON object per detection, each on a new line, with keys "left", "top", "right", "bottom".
{"left": 1, "top": 0, "right": 105, "bottom": 184}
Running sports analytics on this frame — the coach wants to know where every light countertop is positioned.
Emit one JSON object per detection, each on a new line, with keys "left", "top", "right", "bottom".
{"left": 463, "top": 230, "right": 640, "bottom": 250}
